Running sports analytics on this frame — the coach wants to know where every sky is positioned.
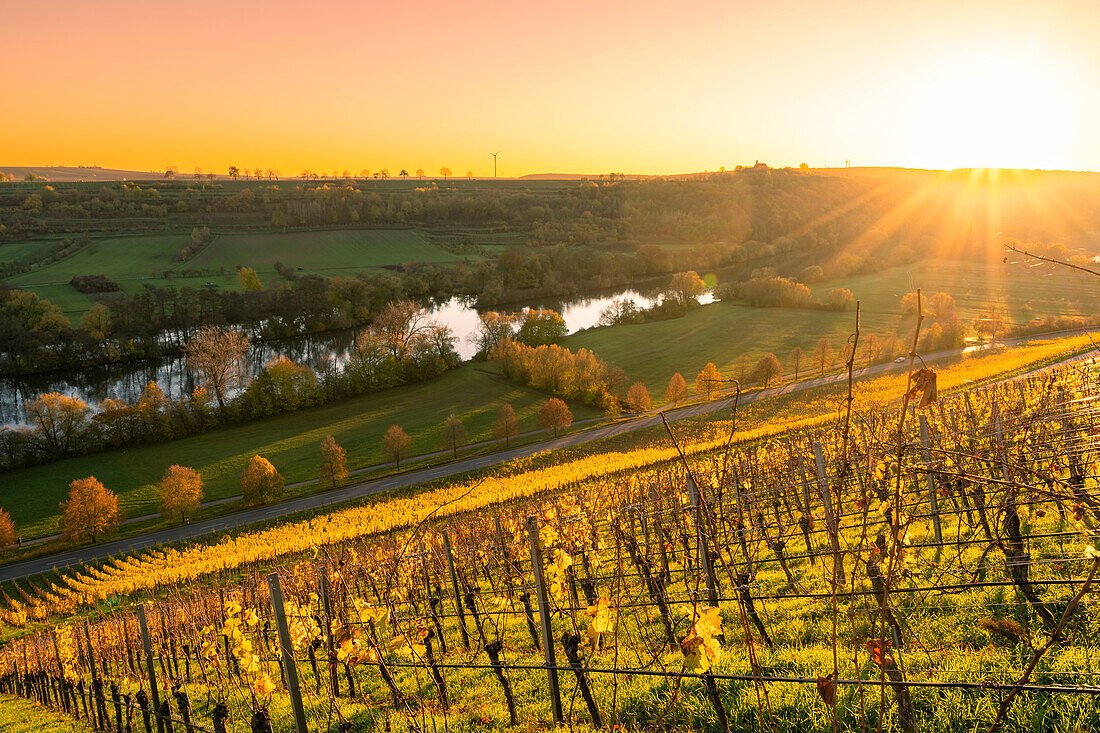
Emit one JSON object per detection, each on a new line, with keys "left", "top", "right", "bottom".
{"left": 3, "top": 0, "right": 1099, "bottom": 176}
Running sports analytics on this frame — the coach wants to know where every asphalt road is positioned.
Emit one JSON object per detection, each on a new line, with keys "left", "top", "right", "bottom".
{"left": 1, "top": 335, "right": 1086, "bottom": 583}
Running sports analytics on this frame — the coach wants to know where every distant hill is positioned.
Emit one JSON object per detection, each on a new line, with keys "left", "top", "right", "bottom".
{"left": 0, "top": 166, "right": 171, "bottom": 182}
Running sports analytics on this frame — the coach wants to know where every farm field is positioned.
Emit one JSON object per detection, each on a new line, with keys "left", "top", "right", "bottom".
{"left": 2, "top": 365, "right": 599, "bottom": 541}
{"left": 185, "top": 228, "right": 467, "bottom": 274}
{"left": 0, "top": 239, "right": 52, "bottom": 263}
{"left": 3, "top": 228, "right": 475, "bottom": 317}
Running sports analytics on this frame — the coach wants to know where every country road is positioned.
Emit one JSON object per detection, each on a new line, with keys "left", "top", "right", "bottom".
{"left": 1, "top": 333, "right": 1089, "bottom": 584}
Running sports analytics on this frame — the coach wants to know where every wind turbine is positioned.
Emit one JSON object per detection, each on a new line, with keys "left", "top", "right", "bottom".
{"left": 490, "top": 151, "right": 499, "bottom": 178}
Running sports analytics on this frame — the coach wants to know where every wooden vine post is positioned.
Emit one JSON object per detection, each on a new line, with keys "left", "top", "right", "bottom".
{"left": 526, "top": 515, "right": 563, "bottom": 725}
{"left": 267, "top": 573, "right": 309, "bottom": 733}
{"left": 441, "top": 531, "right": 471, "bottom": 650}
{"left": 812, "top": 442, "right": 845, "bottom": 586}
{"left": 686, "top": 474, "right": 719, "bottom": 605}
{"left": 136, "top": 605, "right": 165, "bottom": 733}
{"left": 918, "top": 414, "right": 943, "bottom": 544}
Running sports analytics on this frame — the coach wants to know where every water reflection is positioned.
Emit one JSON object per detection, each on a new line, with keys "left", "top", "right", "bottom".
{"left": 1, "top": 286, "right": 712, "bottom": 427}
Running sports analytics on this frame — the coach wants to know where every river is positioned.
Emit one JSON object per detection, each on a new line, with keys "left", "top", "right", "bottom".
{"left": 0, "top": 286, "right": 714, "bottom": 427}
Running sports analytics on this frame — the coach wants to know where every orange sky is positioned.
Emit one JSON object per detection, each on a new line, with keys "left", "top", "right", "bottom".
{"left": 3, "top": 0, "right": 1099, "bottom": 176}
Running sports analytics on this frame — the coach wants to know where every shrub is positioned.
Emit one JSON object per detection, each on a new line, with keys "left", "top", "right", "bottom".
{"left": 69, "top": 274, "right": 120, "bottom": 293}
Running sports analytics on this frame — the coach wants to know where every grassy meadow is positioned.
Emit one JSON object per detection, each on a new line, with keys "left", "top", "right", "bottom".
{"left": 565, "top": 256, "right": 1100, "bottom": 397}
{"left": 4, "top": 228, "right": 474, "bottom": 317}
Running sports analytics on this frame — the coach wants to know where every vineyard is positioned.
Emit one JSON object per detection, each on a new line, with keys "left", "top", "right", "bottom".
{"left": 1, "top": 347, "right": 1099, "bottom": 732}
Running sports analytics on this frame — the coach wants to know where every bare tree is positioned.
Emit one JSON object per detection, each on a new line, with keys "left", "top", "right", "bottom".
{"left": 185, "top": 326, "right": 250, "bottom": 407}
{"left": 790, "top": 346, "right": 804, "bottom": 380}
{"left": 812, "top": 337, "right": 833, "bottom": 376}
{"left": 374, "top": 300, "right": 431, "bottom": 361}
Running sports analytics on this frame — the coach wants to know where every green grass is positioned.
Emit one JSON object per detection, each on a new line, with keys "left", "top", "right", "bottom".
{"left": 0, "top": 240, "right": 52, "bottom": 263}
{"left": 564, "top": 301, "right": 884, "bottom": 397}
{"left": 6, "top": 234, "right": 187, "bottom": 285}
{"left": 2, "top": 365, "right": 600, "bottom": 540}
{"left": 565, "top": 256, "right": 1100, "bottom": 397}
{"left": 0, "top": 695, "right": 96, "bottom": 733}
{"left": 818, "top": 257, "right": 1100, "bottom": 328}
{"left": 186, "top": 228, "right": 466, "bottom": 275}
{"left": 3, "top": 228, "right": 473, "bottom": 317}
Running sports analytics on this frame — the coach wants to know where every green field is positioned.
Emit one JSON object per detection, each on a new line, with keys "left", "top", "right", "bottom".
{"left": 3, "top": 228, "right": 472, "bottom": 316}
{"left": 565, "top": 257, "right": 1100, "bottom": 396}
{"left": 0, "top": 240, "right": 53, "bottom": 263}
{"left": 819, "top": 256, "right": 1100, "bottom": 325}
{"left": 186, "top": 228, "right": 465, "bottom": 273}
{"left": 6, "top": 233, "right": 185, "bottom": 285}
{"left": 2, "top": 365, "right": 599, "bottom": 540}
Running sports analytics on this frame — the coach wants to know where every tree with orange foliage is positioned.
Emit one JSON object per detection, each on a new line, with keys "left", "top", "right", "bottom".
{"left": 319, "top": 435, "right": 349, "bottom": 488}
{"left": 0, "top": 508, "right": 16, "bottom": 547}
{"left": 240, "top": 455, "right": 284, "bottom": 505}
{"left": 537, "top": 398, "right": 573, "bottom": 434}
{"left": 493, "top": 404, "right": 520, "bottom": 447}
{"left": 695, "top": 363, "right": 722, "bottom": 399}
{"left": 665, "top": 373, "right": 687, "bottom": 404}
{"left": 60, "top": 477, "right": 120, "bottom": 542}
{"left": 158, "top": 465, "right": 204, "bottom": 522}
{"left": 625, "top": 382, "right": 652, "bottom": 412}
{"left": 382, "top": 425, "right": 411, "bottom": 469}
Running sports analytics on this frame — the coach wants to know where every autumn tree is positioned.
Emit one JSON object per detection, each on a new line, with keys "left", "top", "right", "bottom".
{"left": 158, "top": 465, "right": 203, "bottom": 522}
{"left": 790, "top": 346, "right": 804, "bottom": 379}
{"left": 537, "top": 398, "right": 572, "bottom": 434}
{"left": 827, "top": 288, "right": 855, "bottom": 311}
{"left": 493, "top": 404, "right": 520, "bottom": 447}
{"left": 415, "top": 168, "right": 425, "bottom": 179}
{"left": 240, "top": 455, "right": 284, "bottom": 505}
{"left": 60, "top": 477, "right": 120, "bottom": 542}
{"left": 476, "top": 312, "right": 517, "bottom": 355}
{"left": 24, "top": 392, "right": 90, "bottom": 456}
{"left": 881, "top": 333, "right": 902, "bottom": 361}
{"left": 665, "top": 373, "right": 687, "bottom": 404}
{"left": 668, "top": 270, "right": 706, "bottom": 306}
{"left": 754, "top": 353, "right": 782, "bottom": 389}
{"left": 695, "top": 362, "right": 722, "bottom": 399}
{"left": 812, "top": 337, "right": 833, "bottom": 376}
{"left": 440, "top": 167, "right": 452, "bottom": 180}
{"left": 441, "top": 414, "right": 467, "bottom": 458}
{"left": 185, "top": 326, "right": 250, "bottom": 407}
{"left": 237, "top": 266, "right": 263, "bottom": 291}
{"left": 863, "top": 333, "right": 880, "bottom": 366}
{"left": 0, "top": 509, "right": 16, "bottom": 547}
{"left": 625, "top": 382, "right": 652, "bottom": 412}
{"left": 515, "top": 309, "right": 567, "bottom": 347}
{"left": 374, "top": 300, "right": 431, "bottom": 360}
{"left": 80, "top": 302, "right": 111, "bottom": 344}
{"left": 319, "top": 435, "right": 348, "bottom": 488}
{"left": 382, "top": 424, "right": 411, "bottom": 469}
